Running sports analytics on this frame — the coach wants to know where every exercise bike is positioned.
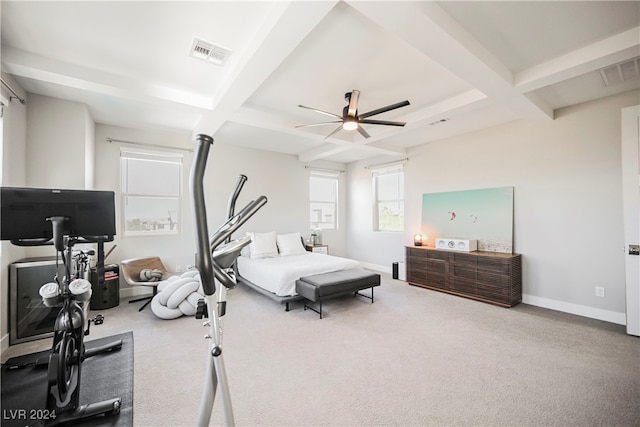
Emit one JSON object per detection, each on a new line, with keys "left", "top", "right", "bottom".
{"left": 43, "top": 223, "right": 122, "bottom": 426}
{"left": 190, "top": 134, "right": 267, "bottom": 426}
{"left": 0, "top": 188, "right": 123, "bottom": 426}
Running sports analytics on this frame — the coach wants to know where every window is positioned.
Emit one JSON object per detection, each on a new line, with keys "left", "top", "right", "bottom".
{"left": 309, "top": 170, "right": 338, "bottom": 230}
{"left": 120, "top": 148, "right": 182, "bottom": 236}
{"left": 373, "top": 165, "right": 404, "bottom": 232}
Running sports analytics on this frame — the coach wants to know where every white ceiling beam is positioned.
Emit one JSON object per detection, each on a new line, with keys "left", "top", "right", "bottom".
{"left": 1, "top": 46, "right": 213, "bottom": 110}
{"left": 348, "top": 1, "right": 554, "bottom": 122}
{"left": 296, "top": 86, "right": 506, "bottom": 162}
{"left": 515, "top": 26, "right": 640, "bottom": 93}
{"left": 402, "top": 89, "right": 489, "bottom": 127}
{"left": 298, "top": 144, "right": 353, "bottom": 163}
{"left": 298, "top": 138, "right": 405, "bottom": 163}
{"left": 356, "top": 140, "right": 408, "bottom": 156}
{"left": 233, "top": 102, "right": 409, "bottom": 154}
{"left": 293, "top": 90, "right": 485, "bottom": 162}
{"left": 192, "top": 1, "right": 339, "bottom": 137}
{"left": 231, "top": 105, "right": 328, "bottom": 141}
{"left": 234, "top": 103, "right": 408, "bottom": 144}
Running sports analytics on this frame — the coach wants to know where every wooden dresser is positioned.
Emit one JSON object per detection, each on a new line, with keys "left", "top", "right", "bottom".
{"left": 406, "top": 246, "right": 522, "bottom": 307}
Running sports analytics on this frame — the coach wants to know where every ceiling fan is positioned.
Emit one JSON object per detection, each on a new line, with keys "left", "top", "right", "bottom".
{"left": 296, "top": 90, "right": 410, "bottom": 139}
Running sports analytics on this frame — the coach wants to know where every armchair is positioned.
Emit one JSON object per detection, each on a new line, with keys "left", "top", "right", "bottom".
{"left": 120, "top": 257, "right": 171, "bottom": 311}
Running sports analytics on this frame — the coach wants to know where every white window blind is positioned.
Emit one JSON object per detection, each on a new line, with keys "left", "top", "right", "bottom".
{"left": 309, "top": 170, "right": 339, "bottom": 230}
{"left": 120, "top": 148, "right": 183, "bottom": 236}
{"left": 372, "top": 164, "right": 404, "bottom": 232}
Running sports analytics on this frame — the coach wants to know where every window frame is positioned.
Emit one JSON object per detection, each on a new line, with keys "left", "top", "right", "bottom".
{"left": 120, "top": 148, "right": 183, "bottom": 237}
{"left": 372, "top": 164, "right": 405, "bottom": 232}
{"left": 309, "top": 170, "right": 339, "bottom": 231}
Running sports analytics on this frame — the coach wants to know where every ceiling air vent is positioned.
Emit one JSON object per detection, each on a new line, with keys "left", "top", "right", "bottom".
{"left": 599, "top": 57, "right": 640, "bottom": 87}
{"left": 190, "top": 37, "right": 232, "bottom": 66}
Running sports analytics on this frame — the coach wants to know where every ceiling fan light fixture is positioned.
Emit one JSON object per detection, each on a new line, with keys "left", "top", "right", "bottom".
{"left": 343, "top": 120, "right": 358, "bottom": 131}
{"left": 297, "top": 90, "right": 409, "bottom": 139}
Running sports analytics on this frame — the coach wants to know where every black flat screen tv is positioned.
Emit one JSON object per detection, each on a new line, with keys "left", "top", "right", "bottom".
{"left": 0, "top": 187, "right": 116, "bottom": 242}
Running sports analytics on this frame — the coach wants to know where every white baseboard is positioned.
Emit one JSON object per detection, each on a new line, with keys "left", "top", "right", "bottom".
{"left": 120, "top": 286, "right": 153, "bottom": 299}
{"left": 359, "top": 262, "right": 627, "bottom": 326}
{"left": 523, "top": 294, "right": 626, "bottom": 325}
{"left": 359, "top": 262, "right": 391, "bottom": 274}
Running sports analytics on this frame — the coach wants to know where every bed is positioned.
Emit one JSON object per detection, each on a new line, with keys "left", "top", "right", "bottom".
{"left": 234, "top": 231, "right": 361, "bottom": 310}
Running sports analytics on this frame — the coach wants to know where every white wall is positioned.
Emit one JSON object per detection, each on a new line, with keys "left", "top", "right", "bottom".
{"left": 0, "top": 74, "right": 28, "bottom": 352}
{"left": 26, "top": 94, "right": 92, "bottom": 189}
{"left": 347, "top": 90, "right": 640, "bottom": 324}
{"left": 195, "top": 141, "right": 349, "bottom": 257}
{"left": 84, "top": 109, "right": 95, "bottom": 189}
{"left": 20, "top": 95, "right": 97, "bottom": 260}
{"left": 0, "top": 76, "right": 27, "bottom": 187}
{"left": 346, "top": 162, "right": 406, "bottom": 269}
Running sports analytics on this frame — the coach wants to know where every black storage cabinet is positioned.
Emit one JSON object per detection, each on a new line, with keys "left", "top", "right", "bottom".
{"left": 90, "top": 264, "right": 120, "bottom": 310}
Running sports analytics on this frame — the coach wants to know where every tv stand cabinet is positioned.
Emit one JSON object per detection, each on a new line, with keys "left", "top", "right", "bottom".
{"left": 406, "top": 246, "right": 522, "bottom": 307}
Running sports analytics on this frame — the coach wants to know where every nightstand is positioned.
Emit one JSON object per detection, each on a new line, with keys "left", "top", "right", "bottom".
{"left": 305, "top": 244, "right": 328, "bottom": 255}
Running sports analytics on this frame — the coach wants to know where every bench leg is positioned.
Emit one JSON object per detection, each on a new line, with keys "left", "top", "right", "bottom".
{"left": 304, "top": 286, "right": 376, "bottom": 319}
{"left": 303, "top": 300, "right": 323, "bottom": 319}
{"left": 355, "top": 287, "right": 375, "bottom": 303}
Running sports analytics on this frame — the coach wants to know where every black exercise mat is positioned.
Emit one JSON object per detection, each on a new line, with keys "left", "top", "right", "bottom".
{"left": 1, "top": 332, "right": 133, "bottom": 427}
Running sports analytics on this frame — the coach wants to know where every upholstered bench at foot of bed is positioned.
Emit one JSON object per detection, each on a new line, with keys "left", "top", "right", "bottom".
{"left": 295, "top": 269, "right": 381, "bottom": 318}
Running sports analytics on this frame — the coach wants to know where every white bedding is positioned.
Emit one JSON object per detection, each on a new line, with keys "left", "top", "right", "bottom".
{"left": 237, "top": 252, "right": 360, "bottom": 297}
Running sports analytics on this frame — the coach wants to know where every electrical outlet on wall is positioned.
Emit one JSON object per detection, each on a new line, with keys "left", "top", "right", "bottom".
{"left": 595, "top": 286, "right": 606, "bottom": 297}
{"left": 176, "top": 264, "right": 182, "bottom": 273}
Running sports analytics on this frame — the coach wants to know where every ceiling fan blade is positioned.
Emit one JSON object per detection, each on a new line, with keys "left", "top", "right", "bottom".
{"left": 295, "top": 121, "right": 342, "bottom": 128}
{"left": 359, "top": 119, "right": 406, "bottom": 127}
{"left": 324, "top": 125, "right": 344, "bottom": 140}
{"left": 357, "top": 126, "right": 371, "bottom": 139}
{"left": 347, "top": 90, "right": 360, "bottom": 118}
{"left": 359, "top": 100, "right": 410, "bottom": 119}
{"left": 298, "top": 105, "right": 342, "bottom": 119}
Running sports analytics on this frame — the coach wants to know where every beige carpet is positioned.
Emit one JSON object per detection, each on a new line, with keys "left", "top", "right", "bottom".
{"left": 3, "top": 273, "right": 639, "bottom": 426}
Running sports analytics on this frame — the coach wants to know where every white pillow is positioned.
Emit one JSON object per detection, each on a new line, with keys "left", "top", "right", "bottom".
{"left": 247, "top": 231, "right": 279, "bottom": 259}
{"left": 276, "top": 232, "right": 307, "bottom": 256}
{"left": 240, "top": 242, "right": 251, "bottom": 258}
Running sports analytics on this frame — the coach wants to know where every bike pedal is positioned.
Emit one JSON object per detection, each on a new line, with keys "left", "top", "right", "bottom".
{"left": 195, "top": 299, "right": 208, "bottom": 319}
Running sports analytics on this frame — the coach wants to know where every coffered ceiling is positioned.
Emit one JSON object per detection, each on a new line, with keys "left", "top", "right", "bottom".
{"left": 2, "top": 1, "right": 639, "bottom": 163}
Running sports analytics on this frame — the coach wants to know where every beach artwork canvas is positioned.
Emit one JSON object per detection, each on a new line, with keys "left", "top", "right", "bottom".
{"left": 421, "top": 187, "right": 513, "bottom": 253}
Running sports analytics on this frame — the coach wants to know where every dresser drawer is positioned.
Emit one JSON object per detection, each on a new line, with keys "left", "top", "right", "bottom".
{"left": 426, "top": 271, "right": 447, "bottom": 289}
